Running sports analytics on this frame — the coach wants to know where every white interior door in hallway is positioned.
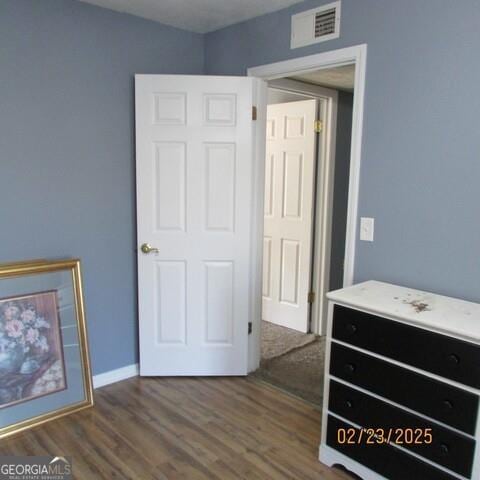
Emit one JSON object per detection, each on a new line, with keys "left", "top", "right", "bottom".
{"left": 262, "top": 99, "right": 317, "bottom": 333}
{"left": 136, "top": 74, "right": 265, "bottom": 376}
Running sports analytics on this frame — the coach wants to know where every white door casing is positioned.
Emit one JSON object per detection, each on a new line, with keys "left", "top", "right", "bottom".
{"left": 262, "top": 99, "right": 317, "bottom": 333}
{"left": 136, "top": 74, "right": 260, "bottom": 376}
{"left": 248, "top": 44, "right": 367, "bottom": 371}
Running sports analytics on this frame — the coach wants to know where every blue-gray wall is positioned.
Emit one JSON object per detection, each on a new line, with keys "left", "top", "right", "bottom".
{"left": 330, "top": 91, "right": 353, "bottom": 292}
{"left": 205, "top": 0, "right": 480, "bottom": 303}
{"left": 0, "top": 0, "right": 204, "bottom": 374}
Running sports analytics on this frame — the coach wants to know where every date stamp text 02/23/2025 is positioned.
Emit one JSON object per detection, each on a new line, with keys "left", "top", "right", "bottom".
{"left": 336, "top": 427, "right": 433, "bottom": 446}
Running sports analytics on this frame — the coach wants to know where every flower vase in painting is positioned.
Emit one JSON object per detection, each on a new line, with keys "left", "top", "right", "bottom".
{"left": 0, "top": 291, "right": 66, "bottom": 408}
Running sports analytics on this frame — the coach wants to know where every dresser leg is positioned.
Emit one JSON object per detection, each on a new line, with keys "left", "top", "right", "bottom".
{"left": 319, "top": 445, "right": 385, "bottom": 480}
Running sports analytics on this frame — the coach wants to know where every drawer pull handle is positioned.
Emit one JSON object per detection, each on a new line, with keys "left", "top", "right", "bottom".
{"left": 439, "top": 443, "right": 450, "bottom": 456}
{"left": 345, "top": 400, "right": 354, "bottom": 409}
{"left": 345, "top": 323, "right": 357, "bottom": 335}
{"left": 442, "top": 399, "right": 454, "bottom": 411}
{"left": 344, "top": 363, "right": 356, "bottom": 374}
{"left": 447, "top": 353, "right": 460, "bottom": 366}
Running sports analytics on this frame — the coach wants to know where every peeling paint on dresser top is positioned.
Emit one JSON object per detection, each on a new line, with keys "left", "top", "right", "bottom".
{"left": 327, "top": 281, "right": 480, "bottom": 342}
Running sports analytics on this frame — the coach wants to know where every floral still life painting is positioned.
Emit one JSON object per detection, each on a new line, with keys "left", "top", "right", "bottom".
{"left": 0, "top": 291, "right": 66, "bottom": 408}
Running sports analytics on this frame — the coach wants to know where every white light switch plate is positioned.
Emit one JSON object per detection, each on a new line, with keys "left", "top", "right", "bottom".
{"left": 360, "top": 217, "right": 374, "bottom": 242}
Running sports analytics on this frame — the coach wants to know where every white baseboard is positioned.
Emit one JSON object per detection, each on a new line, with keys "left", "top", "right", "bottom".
{"left": 93, "top": 363, "right": 139, "bottom": 389}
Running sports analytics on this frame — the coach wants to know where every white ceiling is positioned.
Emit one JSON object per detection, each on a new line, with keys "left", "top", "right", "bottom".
{"left": 78, "top": 0, "right": 305, "bottom": 33}
{"left": 292, "top": 65, "right": 356, "bottom": 92}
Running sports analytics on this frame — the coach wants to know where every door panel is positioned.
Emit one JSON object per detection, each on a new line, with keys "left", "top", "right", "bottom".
{"left": 283, "top": 152, "right": 304, "bottom": 218}
{"left": 154, "top": 142, "right": 186, "bottom": 231}
{"left": 205, "top": 261, "right": 234, "bottom": 345}
{"left": 262, "top": 99, "right": 317, "bottom": 332}
{"left": 264, "top": 153, "right": 275, "bottom": 217}
{"left": 262, "top": 237, "right": 272, "bottom": 298}
{"left": 205, "top": 143, "right": 235, "bottom": 231}
{"left": 155, "top": 261, "right": 186, "bottom": 344}
{"left": 280, "top": 239, "right": 300, "bottom": 304}
{"left": 136, "top": 75, "right": 258, "bottom": 376}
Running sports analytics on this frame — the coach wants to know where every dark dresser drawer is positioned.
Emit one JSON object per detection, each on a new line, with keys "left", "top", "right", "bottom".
{"left": 329, "top": 380, "right": 475, "bottom": 477}
{"left": 330, "top": 342, "right": 479, "bottom": 435}
{"left": 326, "top": 415, "right": 459, "bottom": 480}
{"left": 332, "top": 304, "right": 480, "bottom": 389}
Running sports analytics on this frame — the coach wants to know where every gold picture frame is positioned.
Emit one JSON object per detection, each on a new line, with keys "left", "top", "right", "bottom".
{"left": 0, "top": 259, "right": 93, "bottom": 440}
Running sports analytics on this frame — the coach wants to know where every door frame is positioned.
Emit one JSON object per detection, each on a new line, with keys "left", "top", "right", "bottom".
{"left": 248, "top": 44, "right": 367, "bottom": 371}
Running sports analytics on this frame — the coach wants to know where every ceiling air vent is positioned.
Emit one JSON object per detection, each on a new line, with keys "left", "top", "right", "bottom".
{"left": 291, "top": 1, "right": 341, "bottom": 49}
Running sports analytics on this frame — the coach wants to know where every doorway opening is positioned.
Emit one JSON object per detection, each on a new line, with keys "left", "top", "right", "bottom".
{"left": 248, "top": 46, "right": 366, "bottom": 406}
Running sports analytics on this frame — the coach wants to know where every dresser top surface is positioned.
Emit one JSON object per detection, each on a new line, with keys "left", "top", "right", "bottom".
{"left": 327, "top": 281, "right": 480, "bottom": 342}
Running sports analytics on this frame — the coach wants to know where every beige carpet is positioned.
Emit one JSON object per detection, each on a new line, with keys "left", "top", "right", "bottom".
{"left": 252, "top": 321, "right": 326, "bottom": 405}
{"left": 261, "top": 320, "right": 316, "bottom": 360}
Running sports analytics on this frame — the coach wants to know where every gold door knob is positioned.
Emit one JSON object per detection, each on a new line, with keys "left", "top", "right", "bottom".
{"left": 140, "top": 243, "right": 159, "bottom": 254}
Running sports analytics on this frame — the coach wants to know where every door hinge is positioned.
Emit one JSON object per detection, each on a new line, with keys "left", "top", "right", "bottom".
{"left": 308, "top": 291, "right": 316, "bottom": 304}
{"left": 252, "top": 106, "right": 257, "bottom": 121}
{"left": 248, "top": 322, "right": 253, "bottom": 334}
{"left": 314, "top": 120, "right": 323, "bottom": 133}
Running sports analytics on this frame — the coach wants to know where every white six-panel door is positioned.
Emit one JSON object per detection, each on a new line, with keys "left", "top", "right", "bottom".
{"left": 262, "top": 99, "right": 317, "bottom": 333}
{"left": 136, "top": 75, "right": 257, "bottom": 376}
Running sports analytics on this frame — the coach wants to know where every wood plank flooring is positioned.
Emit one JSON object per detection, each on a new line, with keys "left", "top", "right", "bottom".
{"left": 1, "top": 377, "right": 353, "bottom": 479}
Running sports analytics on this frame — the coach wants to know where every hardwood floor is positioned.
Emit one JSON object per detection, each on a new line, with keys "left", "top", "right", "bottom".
{"left": 1, "top": 377, "right": 353, "bottom": 479}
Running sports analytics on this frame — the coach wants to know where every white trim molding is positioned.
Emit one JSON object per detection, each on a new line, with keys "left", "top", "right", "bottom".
{"left": 248, "top": 44, "right": 367, "bottom": 367}
{"left": 93, "top": 363, "right": 139, "bottom": 389}
{"left": 248, "top": 78, "right": 268, "bottom": 373}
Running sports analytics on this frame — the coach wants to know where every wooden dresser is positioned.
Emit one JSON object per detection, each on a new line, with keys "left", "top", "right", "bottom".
{"left": 319, "top": 281, "right": 480, "bottom": 480}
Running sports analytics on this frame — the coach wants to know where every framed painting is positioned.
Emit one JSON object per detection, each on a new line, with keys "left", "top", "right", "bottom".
{"left": 0, "top": 259, "right": 93, "bottom": 439}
